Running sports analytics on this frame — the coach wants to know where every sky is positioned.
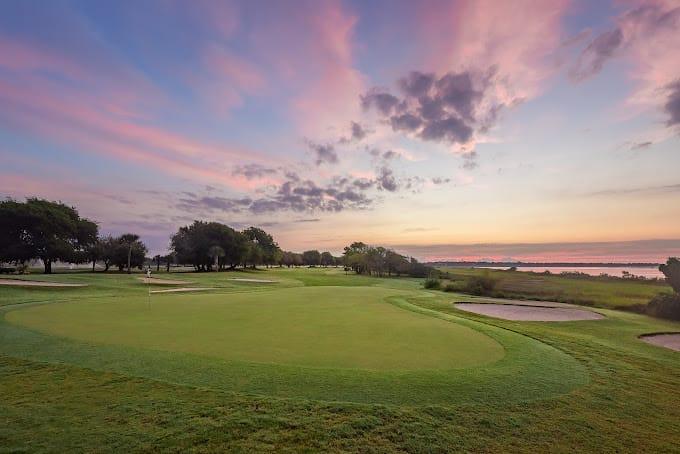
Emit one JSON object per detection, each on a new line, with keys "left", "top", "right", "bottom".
{"left": 1, "top": 0, "right": 679, "bottom": 262}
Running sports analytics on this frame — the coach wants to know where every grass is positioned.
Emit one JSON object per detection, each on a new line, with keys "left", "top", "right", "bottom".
{"left": 1, "top": 267, "right": 679, "bottom": 451}
{"left": 5, "top": 287, "right": 504, "bottom": 370}
{"left": 438, "top": 267, "right": 672, "bottom": 309}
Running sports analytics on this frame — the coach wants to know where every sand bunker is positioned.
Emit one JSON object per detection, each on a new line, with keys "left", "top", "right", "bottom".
{"left": 150, "top": 287, "right": 213, "bottom": 294}
{"left": 455, "top": 303, "right": 604, "bottom": 321}
{"left": 228, "top": 278, "right": 277, "bottom": 283}
{"left": 463, "top": 298, "right": 577, "bottom": 308}
{"left": 139, "top": 277, "right": 191, "bottom": 285}
{"left": 0, "top": 279, "right": 87, "bottom": 287}
{"left": 640, "top": 333, "right": 680, "bottom": 352}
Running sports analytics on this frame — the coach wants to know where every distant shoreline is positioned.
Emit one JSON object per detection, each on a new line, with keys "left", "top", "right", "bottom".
{"left": 428, "top": 262, "right": 660, "bottom": 268}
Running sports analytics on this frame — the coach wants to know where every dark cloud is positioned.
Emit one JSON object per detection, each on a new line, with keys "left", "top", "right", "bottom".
{"left": 350, "top": 121, "right": 367, "bottom": 141}
{"left": 435, "top": 72, "right": 483, "bottom": 120}
{"left": 569, "top": 4, "right": 680, "bottom": 83}
{"left": 232, "top": 163, "right": 278, "bottom": 179}
{"left": 629, "top": 141, "right": 653, "bottom": 151}
{"left": 362, "top": 69, "right": 504, "bottom": 146}
{"left": 587, "top": 183, "right": 680, "bottom": 197}
{"left": 461, "top": 152, "right": 478, "bottom": 170}
{"left": 353, "top": 178, "right": 374, "bottom": 190}
{"left": 390, "top": 113, "right": 422, "bottom": 132}
{"left": 178, "top": 174, "right": 374, "bottom": 215}
{"left": 307, "top": 141, "right": 338, "bottom": 165}
{"left": 361, "top": 89, "right": 403, "bottom": 116}
{"left": 368, "top": 147, "right": 399, "bottom": 162}
{"left": 376, "top": 166, "right": 398, "bottom": 192}
{"left": 431, "top": 177, "right": 451, "bottom": 185}
{"left": 569, "top": 28, "right": 623, "bottom": 82}
{"left": 420, "top": 116, "right": 473, "bottom": 143}
{"left": 398, "top": 71, "right": 435, "bottom": 98}
{"left": 665, "top": 80, "right": 680, "bottom": 127}
{"left": 382, "top": 150, "right": 399, "bottom": 160}
{"left": 294, "top": 218, "right": 320, "bottom": 223}
{"left": 177, "top": 195, "right": 252, "bottom": 212}
{"left": 338, "top": 121, "right": 369, "bottom": 144}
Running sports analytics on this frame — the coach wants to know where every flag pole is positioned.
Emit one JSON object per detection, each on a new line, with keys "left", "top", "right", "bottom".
{"left": 147, "top": 267, "right": 151, "bottom": 309}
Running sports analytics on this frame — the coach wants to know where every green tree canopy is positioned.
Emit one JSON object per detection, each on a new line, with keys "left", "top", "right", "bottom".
{"left": 660, "top": 257, "right": 680, "bottom": 294}
{"left": 0, "top": 198, "right": 98, "bottom": 273}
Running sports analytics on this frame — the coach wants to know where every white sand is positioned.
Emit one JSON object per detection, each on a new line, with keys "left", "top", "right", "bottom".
{"left": 150, "top": 287, "right": 213, "bottom": 293}
{"left": 0, "top": 279, "right": 87, "bottom": 287}
{"left": 640, "top": 333, "right": 680, "bottom": 352}
{"left": 228, "top": 278, "right": 277, "bottom": 283}
{"left": 460, "top": 298, "right": 577, "bottom": 308}
{"left": 139, "top": 277, "right": 191, "bottom": 285}
{"left": 454, "top": 303, "right": 604, "bottom": 321}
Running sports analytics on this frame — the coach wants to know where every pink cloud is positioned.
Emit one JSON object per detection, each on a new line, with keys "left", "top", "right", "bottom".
{"left": 246, "top": 1, "right": 366, "bottom": 138}
{"left": 195, "top": 45, "right": 268, "bottom": 113}
{"left": 406, "top": 0, "right": 570, "bottom": 149}
{"left": 617, "top": 1, "right": 680, "bottom": 116}
{"left": 0, "top": 77, "right": 278, "bottom": 190}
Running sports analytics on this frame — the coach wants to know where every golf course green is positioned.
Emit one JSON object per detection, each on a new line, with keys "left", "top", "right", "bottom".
{"left": 6, "top": 286, "right": 504, "bottom": 370}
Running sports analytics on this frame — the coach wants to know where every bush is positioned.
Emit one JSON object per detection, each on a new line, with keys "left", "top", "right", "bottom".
{"left": 646, "top": 294, "right": 680, "bottom": 320}
{"left": 423, "top": 278, "right": 441, "bottom": 290}
{"left": 464, "top": 273, "right": 498, "bottom": 296}
{"left": 443, "top": 283, "right": 458, "bottom": 292}
{"left": 15, "top": 263, "right": 28, "bottom": 274}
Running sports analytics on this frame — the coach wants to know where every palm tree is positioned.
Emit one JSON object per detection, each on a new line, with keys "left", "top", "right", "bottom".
{"left": 119, "top": 233, "right": 140, "bottom": 274}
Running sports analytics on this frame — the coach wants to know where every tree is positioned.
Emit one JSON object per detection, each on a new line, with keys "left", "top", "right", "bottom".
{"left": 171, "top": 221, "right": 252, "bottom": 271}
{"left": 340, "top": 241, "right": 434, "bottom": 278}
{"left": 243, "top": 227, "right": 281, "bottom": 267}
{"left": 282, "top": 251, "right": 296, "bottom": 267}
{"left": 244, "top": 242, "right": 263, "bottom": 268}
{"left": 164, "top": 253, "right": 175, "bottom": 272}
{"left": 109, "top": 234, "right": 147, "bottom": 271}
{"left": 86, "top": 239, "right": 105, "bottom": 272}
{"left": 320, "top": 251, "right": 334, "bottom": 267}
{"left": 302, "top": 250, "right": 321, "bottom": 266}
{"left": 0, "top": 198, "right": 98, "bottom": 273}
{"left": 98, "top": 235, "right": 118, "bottom": 271}
{"left": 208, "top": 245, "right": 225, "bottom": 270}
{"left": 660, "top": 257, "right": 680, "bottom": 294}
{"left": 119, "top": 233, "right": 140, "bottom": 274}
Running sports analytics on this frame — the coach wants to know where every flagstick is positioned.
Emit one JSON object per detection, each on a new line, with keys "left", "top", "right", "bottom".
{"left": 147, "top": 268, "right": 151, "bottom": 309}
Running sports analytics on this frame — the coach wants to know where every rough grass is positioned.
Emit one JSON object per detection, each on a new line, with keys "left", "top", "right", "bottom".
{"left": 1, "top": 267, "right": 679, "bottom": 452}
{"left": 438, "top": 267, "right": 671, "bottom": 309}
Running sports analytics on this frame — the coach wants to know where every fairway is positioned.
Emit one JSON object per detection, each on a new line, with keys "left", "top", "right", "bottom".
{"left": 6, "top": 286, "right": 503, "bottom": 371}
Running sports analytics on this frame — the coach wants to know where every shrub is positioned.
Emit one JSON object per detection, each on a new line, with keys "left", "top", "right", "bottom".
{"left": 423, "top": 278, "right": 441, "bottom": 290}
{"left": 659, "top": 257, "right": 680, "bottom": 293}
{"left": 646, "top": 294, "right": 680, "bottom": 321}
{"left": 15, "top": 263, "right": 28, "bottom": 274}
{"left": 443, "top": 283, "right": 458, "bottom": 292}
{"left": 464, "top": 273, "right": 498, "bottom": 296}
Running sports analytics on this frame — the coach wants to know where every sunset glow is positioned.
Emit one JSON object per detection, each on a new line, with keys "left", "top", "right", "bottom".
{"left": 1, "top": 0, "right": 679, "bottom": 261}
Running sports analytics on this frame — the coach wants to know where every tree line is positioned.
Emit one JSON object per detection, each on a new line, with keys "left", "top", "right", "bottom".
{"left": 0, "top": 198, "right": 345, "bottom": 273}
{"left": 342, "top": 242, "right": 433, "bottom": 277}
{"left": 0, "top": 198, "right": 149, "bottom": 274}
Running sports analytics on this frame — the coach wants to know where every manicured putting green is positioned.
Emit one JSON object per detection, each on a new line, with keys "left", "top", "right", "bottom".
{"left": 6, "top": 286, "right": 504, "bottom": 371}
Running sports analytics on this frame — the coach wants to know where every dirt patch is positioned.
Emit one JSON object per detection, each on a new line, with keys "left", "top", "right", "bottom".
{"left": 228, "top": 278, "right": 277, "bottom": 283}
{"left": 454, "top": 303, "right": 604, "bottom": 321}
{"left": 639, "top": 333, "right": 680, "bottom": 352}
{"left": 150, "top": 287, "right": 213, "bottom": 294}
{"left": 139, "top": 277, "right": 191, "bottom": 285}
{"left": 0, "top": 279, "right": 87, "bottom": 287}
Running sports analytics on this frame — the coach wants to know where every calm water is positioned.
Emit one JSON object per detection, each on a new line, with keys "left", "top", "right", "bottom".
{"left": 478, "top": 266, "right": 664, "bottom": 279}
